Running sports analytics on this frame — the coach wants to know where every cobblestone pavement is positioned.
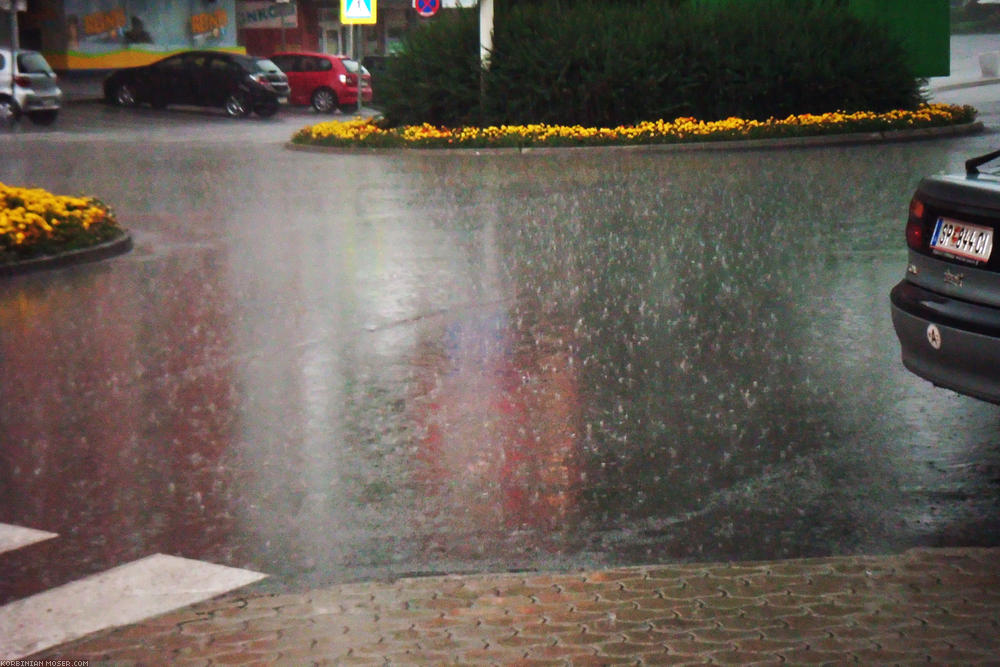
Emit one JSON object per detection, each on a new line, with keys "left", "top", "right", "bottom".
{"left": 33, "top": 547, "right": 1000, "bottom": 665}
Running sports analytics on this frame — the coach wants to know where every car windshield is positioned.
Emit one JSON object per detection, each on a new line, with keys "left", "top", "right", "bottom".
{"left": 252, "top": 59, "right": 283, "bottom": 74}
{"left": 17, "top": 52, "right": 54, "bottom": 75}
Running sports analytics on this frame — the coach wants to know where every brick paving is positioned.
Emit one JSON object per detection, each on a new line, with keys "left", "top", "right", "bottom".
{"left": 33, "top": 547, "right": 1000, "bottom": 664}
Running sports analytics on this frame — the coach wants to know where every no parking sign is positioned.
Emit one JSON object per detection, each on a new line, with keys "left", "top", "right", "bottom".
{"left": 413, "top": 0, "right": 440, "bottom": 18}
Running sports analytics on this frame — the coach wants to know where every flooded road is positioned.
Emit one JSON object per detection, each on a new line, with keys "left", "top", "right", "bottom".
{"left": 2, "top": 105, "right": 999, "bottom": 600}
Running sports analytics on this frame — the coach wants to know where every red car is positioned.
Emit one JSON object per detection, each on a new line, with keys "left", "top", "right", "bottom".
{"left": 269, "top": 52, "right": 372, "bottom": 113}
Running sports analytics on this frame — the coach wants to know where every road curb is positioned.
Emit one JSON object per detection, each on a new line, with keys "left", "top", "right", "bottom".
{"left": 931, "top": 77, "right": 1000, "bottom": 93}
{"left": 284, "top": 121, "right": 986, "bottom": 156}
{"left": 0, "top": 232, "right": 133, "bottom": 278}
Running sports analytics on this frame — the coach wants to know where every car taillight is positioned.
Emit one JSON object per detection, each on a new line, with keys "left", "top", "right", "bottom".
{"left": 250, "top": 73, "right": 274, "bottom": 90}
{"left": 14, "top": 75, "right": 31, "bottom": 87}
{"left": 906, "top": 196, "right": 927, "bottom": 250}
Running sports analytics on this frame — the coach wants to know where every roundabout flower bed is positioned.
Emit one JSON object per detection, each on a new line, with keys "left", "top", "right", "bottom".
{"left": 292, "top": 103, "right": 978, "bottom": 150}
{"left": 1, "top": 181, "right": 127, "bottom": 270}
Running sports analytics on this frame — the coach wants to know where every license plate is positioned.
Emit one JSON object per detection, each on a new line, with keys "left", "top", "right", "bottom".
{"left": 929, "top": 217, "right": 994, "bottom": 264}
{"left": 278, "top": 97, "right": 288, "bottom": 104}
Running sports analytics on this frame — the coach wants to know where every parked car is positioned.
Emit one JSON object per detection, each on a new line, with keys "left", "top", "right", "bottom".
{"left": 361, "top": 55, "right": 392, "bottom": 104}
{"left": 103, "top": 51, "right": 289, "bottom": 118}
{"left": 269, "top": 52, "right": 372, "bottom": 113}
{"left": 0, "top": 47, "right": 62, "bottom": 126}
{"left": 890, "top": 148, "right": 1000, "bottom": 404}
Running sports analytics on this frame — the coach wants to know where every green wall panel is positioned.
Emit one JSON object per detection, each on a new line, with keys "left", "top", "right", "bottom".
{"left": 848, "top": 0, "right": 949, "bottom": 77}
{"left": 692, "top": 0, "right": 950, "bottom": 77}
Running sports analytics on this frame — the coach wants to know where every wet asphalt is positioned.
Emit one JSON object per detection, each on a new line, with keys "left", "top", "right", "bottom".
{"left": 2, "top": 35, "right": 1000, "bottom": 663}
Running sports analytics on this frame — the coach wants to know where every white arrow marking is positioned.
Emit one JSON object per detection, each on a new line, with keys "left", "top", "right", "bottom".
{"left": 0, "top": 553, "right": 267, "bottom": 659}
{"left": 0, "top": 523, "right": 58, "bottom": 555}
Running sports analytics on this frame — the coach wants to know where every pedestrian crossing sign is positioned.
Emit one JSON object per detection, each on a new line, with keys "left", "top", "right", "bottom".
{"left": 341, "top": 0, "right": 376, "bottom": 24}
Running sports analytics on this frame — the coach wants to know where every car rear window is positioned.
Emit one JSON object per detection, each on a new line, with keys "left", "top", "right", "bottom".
{"left": 252, "top": 58, "right": 283, "bottom": 75}
{"left": 341, "top": 58, "right": 362, "bottom": 74}
{"left": 17, "top": 52, "right": 54, "bottom": 75}
{"left": 270, "top": 55, "right": 294, "bottom": 71}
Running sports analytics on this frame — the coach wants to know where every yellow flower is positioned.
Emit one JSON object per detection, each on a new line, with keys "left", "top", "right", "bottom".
{"left": 291, "top": 103, "right": 973, "bottom": 149}
{"left": 1, "top": 181, "right": 118, "bottom": 250}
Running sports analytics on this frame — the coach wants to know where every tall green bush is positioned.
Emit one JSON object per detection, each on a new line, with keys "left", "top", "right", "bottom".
{"left": 375, "top": 9, "right": 482, "bottom": 126}
{"left": 378, "top": 0, "right": 922, "bottom": 128}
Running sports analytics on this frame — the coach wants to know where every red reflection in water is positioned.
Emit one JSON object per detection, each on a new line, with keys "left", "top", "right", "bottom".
{"left": 0, "top": 259, "right": 242, "bottom": 603}
{"left": 409, "top": 312, "right": 582, "bottom": 550}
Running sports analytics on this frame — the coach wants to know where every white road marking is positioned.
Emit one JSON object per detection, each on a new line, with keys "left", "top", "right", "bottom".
{"left": 0, "top": 523, "right": 58, "bottom": 555}
{"left": 0, "top": 553, "right": 267, "bottom": 659}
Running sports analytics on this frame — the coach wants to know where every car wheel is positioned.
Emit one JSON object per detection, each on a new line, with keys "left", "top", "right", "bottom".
{"left": 115, "top": 83, "right": 137, "bottom": 107}
{"left": 0, "top": 96, "right": 20, "bottom": 126}
{"left": 224, "top": 93, "right": 251, "bottom": 118}
{"left": 27, "top": 110, "right": 58, "bottom": 126}
{"left": 311, "top": 88, "right": 337, "bottom": 113}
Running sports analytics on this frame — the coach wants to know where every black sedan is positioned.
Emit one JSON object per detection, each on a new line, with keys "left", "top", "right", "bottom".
{"left": 103, "top": 51, "right": 289, "bottom": 118}
{"left": 890, "top": 148, "right": 1000, "bottom": 405}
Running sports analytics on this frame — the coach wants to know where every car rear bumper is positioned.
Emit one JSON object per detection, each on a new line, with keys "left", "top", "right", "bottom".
{"left": 890, "top": 280, "right": 1000, "bottom": 404}
{"left": 338, "top": 88, "right": 373, "bottom": 104}
{"left": 21, "top": 91, "right": 61, "bottom": 111}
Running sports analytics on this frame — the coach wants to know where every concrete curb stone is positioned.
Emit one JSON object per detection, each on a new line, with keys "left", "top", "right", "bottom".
{"left": 0, "top": 232, "right": 133, "bottom": 278}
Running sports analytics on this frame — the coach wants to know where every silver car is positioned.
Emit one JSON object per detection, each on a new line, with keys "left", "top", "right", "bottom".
{"left": 0, "top": 47, "right": 62, "bottom": 126}
{"left": 890, "top": 148, "right": 1000, "bottom": 404}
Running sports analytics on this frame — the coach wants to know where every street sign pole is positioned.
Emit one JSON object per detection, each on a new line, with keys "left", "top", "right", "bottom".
{"left": 479, "top": 0, "right": 492, "bottom": 70}
{"left": 341, "top": 0, "right": 376, "bottom": 114}
{"left": 357, "top": 23, "right": 363, "bottom": 113}
{"left": 276, "top": 0, "right": 290, "bottom": 51}
{"left": 2, "top": 0, "right": 23, "bottom": 54}
{"left": 479, "top": 0, "right": 492, "bottom": 108}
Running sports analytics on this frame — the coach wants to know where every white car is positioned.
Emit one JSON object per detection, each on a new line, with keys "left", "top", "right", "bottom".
{"left": 0, "top": 47, "right": 62, "bottom": 126}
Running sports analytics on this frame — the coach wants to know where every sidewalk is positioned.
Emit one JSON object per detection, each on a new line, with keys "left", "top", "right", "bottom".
{"left": 927, "top": 33, "right": 1000, "bottom": 94}
{"left": 29, "top": 547, "right": 1000, "bottom": 664}
{"left": 57, "top": 70, "right": 105, "bottom": 104}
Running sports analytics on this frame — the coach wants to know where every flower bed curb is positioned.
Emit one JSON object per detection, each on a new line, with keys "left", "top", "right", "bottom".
{"left": 284, "top": 121, "right": 984, "bottom": 156}
{"left": 0, "top": 231, "right": 133, "bottom": 278}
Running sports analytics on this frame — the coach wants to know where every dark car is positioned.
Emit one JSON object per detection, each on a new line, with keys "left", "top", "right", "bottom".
{"left": 269, "top": 52, "right": 372, "bottom": 113}
{"left": 103, "top": 51, "right": 289, "bottom": 118}
{"left": 890, "top": 148, "right": 1000, "bottom": 404}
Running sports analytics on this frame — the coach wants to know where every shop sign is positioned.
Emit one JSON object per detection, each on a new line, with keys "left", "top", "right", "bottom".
{"left": 237, "top": 1, "right": 298, "bottom": 29}
{"left": 192, "top": 9, "right": 229, "bottom": 41}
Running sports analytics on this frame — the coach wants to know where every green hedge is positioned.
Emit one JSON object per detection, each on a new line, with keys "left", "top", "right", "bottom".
{"left": 375, "top": 8, "right": 482, "bottom": 127}
{"left": 377, "top": 0, "right": 922, "bottom": 128}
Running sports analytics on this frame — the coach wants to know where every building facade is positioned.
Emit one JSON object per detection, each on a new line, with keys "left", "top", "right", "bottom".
{"left": 4, "top": 0, "right": 416, "bottom": 71}
{"left": 4, "top": 0, "right": 949, "bottom": 78}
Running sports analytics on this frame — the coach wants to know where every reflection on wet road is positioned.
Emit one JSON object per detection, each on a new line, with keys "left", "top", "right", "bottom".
{"left": 1, "top": 108, "right": 999, "bottom": 600}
